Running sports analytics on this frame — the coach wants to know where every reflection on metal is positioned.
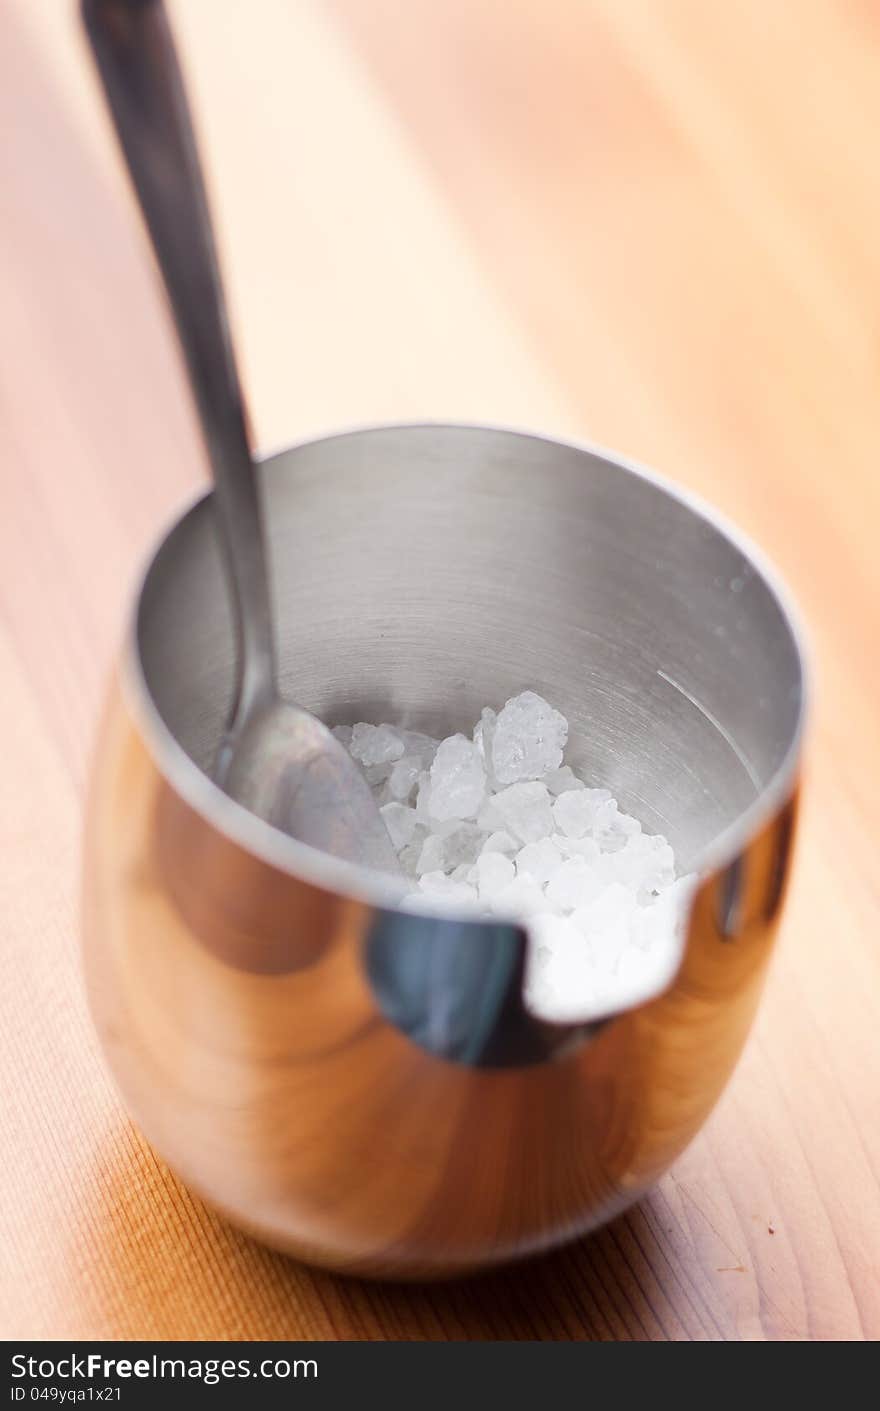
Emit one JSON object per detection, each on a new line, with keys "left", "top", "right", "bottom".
{"left": 366, "top": 912, "right": 597, "bottom": 1066}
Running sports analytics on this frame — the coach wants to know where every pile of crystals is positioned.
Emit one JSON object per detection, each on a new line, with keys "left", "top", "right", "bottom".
{"left": 332, "top": 692, "right": 696, "bottom": 1020}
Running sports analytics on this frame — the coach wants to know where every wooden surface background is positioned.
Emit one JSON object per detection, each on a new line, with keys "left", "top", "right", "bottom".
{"left": 2, "top": 0, "right": 879, "bottom": 1341}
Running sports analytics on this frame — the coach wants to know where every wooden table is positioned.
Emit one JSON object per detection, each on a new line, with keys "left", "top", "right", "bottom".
{"left": 2, "top": 0, "right": 878, "bottom": 1341}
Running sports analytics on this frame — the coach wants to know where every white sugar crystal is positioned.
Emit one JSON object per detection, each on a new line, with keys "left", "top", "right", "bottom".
{"left": 414, "top": 771, "right": 434, "bottom": 821}
{"left": 481, "top": 830, "right": 518, "bottom": 856}
{"left": 432, "top": 816, "right": 471, "bottom": 838}
{"left": 398, "top": 838, "right": 424, "bottom": 875}
{"left": 388, "top": 755, "right": 422, "bottom": 802}
{"left": 490, "top": 781, "right": 555, "bottom": 843}
{"left": 380, "top": 802, "right": 418, "bottom": 851}
{"left": 415, "top": 833, "right": 447, "bottom": 875}
{"left": 332, "top": 694, "right": 696, "bottom": 1025}
{"left": 474, "top": 851, "right": 516, "bottom": 902}
{"left": 552, "top": 833, "right": 601, "bottom": 862}
{"left": 606, "top": 832, "right": 675, "bottom": 898}
{"left": 515, "top": 838, "right": 563, "bottom": 886}
{"left": 365, "top": 759, "right": 398, "bottom": 785}
{"left": 552, "top": 787, "right": 614, "bottom": 839}
{"left": 545, "top": 856, "right": 605, "bottom": 912}
{"left": 401, "top": 731, "right": 440, "bottom": 767}
{"left": 473, "top": 707, "right": 497, "bottom": 764}
{"left": 441, "top": 823, "right": 485, "bottom": 869}
{"left": 473, "top": 708, "right": 501, "bottom": 791}
{"left": 415, "top": 823, "right": 483, "bottom": 875}
{"left": 573, "top": 881, "right": 637, "bottom": 934}
{"left": 350, "top": 722, "right": 405, "bottom": 767}
{"left": 476, "top": 797, "right": 503, "bottom": 832}
{"left": 492, "top": 691, "right": 568, "bottom": 784}
{"left": 594, "top": 803, "right": 641, "bottom": 853}
{"left": 490, "top": 873, "right": 547, "bottom": 917}
{"left": 429, "top": 734, "right": 487, "bottom": 821}
{"left": 544, "top": 765, "right": 585, "bottom": 796}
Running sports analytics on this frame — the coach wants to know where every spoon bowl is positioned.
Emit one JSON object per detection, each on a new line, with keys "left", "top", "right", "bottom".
{"left": 216, "top": 700, "right": 402, "bottom": 874}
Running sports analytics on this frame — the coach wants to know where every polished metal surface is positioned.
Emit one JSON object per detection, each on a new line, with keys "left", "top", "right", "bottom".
{"left": 84, "top": 424, "right": 806, "bottom": 1276}
{"left": 82, "top": 0, "right": 398, "bottom": 875}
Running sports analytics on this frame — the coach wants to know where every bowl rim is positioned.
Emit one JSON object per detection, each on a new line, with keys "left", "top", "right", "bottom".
{"left": 121, "top": 419, "right": 810, "bottom": 914}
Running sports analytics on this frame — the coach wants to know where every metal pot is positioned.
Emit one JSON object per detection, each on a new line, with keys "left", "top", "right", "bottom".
{"left": 83, "top": 423, "right": 806, "bottom": 1277}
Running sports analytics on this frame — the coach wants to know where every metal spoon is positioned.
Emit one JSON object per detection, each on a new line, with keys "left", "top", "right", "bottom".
{"left": 83, "top": 0, "right": 400, "bottom": 874}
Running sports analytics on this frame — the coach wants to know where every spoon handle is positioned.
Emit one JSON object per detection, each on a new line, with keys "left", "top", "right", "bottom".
{"left": 83, "top": 0, "right": 274, "bottom": 722}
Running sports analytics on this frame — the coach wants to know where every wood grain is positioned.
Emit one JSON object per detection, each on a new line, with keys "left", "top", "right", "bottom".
{"left": 1, "top": 0, "right": 878, "bottom": 1340}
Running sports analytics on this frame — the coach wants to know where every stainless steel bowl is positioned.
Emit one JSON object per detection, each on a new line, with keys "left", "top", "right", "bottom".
{"left": 83, "top": 423, "right": 806, "bottom": 1277}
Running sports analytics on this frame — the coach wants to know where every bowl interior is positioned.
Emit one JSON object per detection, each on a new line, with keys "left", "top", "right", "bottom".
{"left": 136, "top": 425, "right": 804, "bottom": 871}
